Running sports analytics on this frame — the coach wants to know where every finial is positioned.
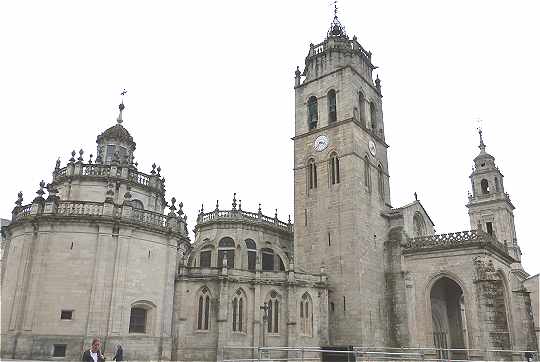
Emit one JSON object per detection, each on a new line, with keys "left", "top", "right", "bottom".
{"left": 169, "top": 197, "right": 177, "bottom": 212}
{"left": 414, "top": 192, "right": 418, "bottom": 201}
{"left": 275, "top": 208, "right": 278, "bottom": 219}
{"left": 117, "top": 89, "right": 127, "bottom": 124}
{"left": 332, "top": 0, "right": 338, "bottom": 18}
{"left": 215, "top": 200, "right": 219, "bottom": 211}
{"left": 89, "top": 154, "right": 93, "bottom": 164}
{"left": 151, "top": 163, "right": 156, "bottom": 175}
{"left": 78, "top": 149, "right": 84, "bottom": 162}
{"left": 288, "top": 214, "right": 291, "bottom": 224}
{"left": 200, "top": 203, "right": 204, "bottom": 215}
{"left": 69, "top": 150, "right": 76, "bottom": 163}
{"left": 55, "top": 158, "right": 61, "bottom": 170}
{"left": 156, "top": 166, "right": 161, "bottom": 177}
{"left": 36, "top": 180, "right": 46, "bottom": 198}
{"left": 238, "top": 199, "right": 242, "bottom": 211}
{"left": 295, "top": 66, "right": 301, "bottom": 77}
{"left": 477, "top": 126, "right": 486, "bottom": 153}
{"left": 232, "top": 193, "right": 237, "bottom": 210}
{"left": 258, "top": 203, "right": 262, "bottom": 215}
{"left": 178, "top": 201, "right": 184, "bottom": 216}
{"left": 15, "top": 191, "right": 23, "bottom": 206}
{"left": 375, "top": 74, "right": 381, "bottom": 95}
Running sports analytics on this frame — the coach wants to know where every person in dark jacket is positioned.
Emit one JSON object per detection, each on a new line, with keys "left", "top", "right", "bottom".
{"left": 113, "top": 345, "right": 123, "bottom": 361}
{"left": 82, "top": 337, "right": 105, "bottom": 362}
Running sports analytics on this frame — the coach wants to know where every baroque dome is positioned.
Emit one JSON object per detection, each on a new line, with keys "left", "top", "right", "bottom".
{"left": 96, "top": 123, "right": 136, "bottom": 150}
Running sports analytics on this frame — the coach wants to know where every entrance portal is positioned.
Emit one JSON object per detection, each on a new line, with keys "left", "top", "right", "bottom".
{"left": 430, "top": 277, "right": 468, "bottom": 360}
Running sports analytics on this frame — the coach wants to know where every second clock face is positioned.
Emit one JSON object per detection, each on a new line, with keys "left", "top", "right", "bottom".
{"left": 313, "top": 135, "right": 329, "bottom": 152}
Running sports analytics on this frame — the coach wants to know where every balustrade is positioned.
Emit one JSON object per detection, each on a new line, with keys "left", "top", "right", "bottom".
{"left": 198, "top": 208, "right": 292, "bottom": 232}
{"left": 57, "top": 201, "right": 103, "bottom": 216}
{"left": 405, "top": 230, "right": 508, "bottom": 255}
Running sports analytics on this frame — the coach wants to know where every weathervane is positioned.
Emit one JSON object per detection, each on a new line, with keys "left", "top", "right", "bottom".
{"left": 475, "top": 119, "right": 486, "bottom": 152}
{"left": 332, "top": 1, "right": 338, "bottom": 18}
{"left": 117, "top": 89, "right": 127, "bottom": 124}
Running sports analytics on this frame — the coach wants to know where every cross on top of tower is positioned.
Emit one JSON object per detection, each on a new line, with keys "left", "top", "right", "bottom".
{"left": 327, "top": 0, "right": 347, "bottom": 38}
{"left": 117, "top": 89, "right": 127, "bottom": 124}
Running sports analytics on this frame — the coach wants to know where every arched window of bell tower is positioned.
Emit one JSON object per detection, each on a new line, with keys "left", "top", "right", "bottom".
{"left": 364, "top": 155, "right": 371, "bottom": 192}
{"left": 328, "top": 89, "right": 337, "bottom": 124}
{"left": 481, "top": 179, "right": 490, "bottom": 194}
{"left": 370, "top": 102, "right": 377, "bottom": 132}
{"left": 377, "top": 164, "right": 385, "bottom": 200}
{"left": 358, "top": 91, "right": 366, "bottom": 128}
{"left": 307, "top": 96, "right": 318, "bottom": 130}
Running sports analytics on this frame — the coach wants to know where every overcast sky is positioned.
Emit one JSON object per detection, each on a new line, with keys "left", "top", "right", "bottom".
{"left": 1, "top": 0, "right": 538, "bottom": 276}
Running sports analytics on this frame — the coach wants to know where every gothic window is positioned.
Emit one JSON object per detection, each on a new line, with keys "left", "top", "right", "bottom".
{"left": 359, "top": 91, "right": 367, "bottom": 127}
{"left": 267, "top": 291, "right": 280, "bottom": 334}
{"left": 330, "top": 153, "right": 340, "bottom": 185}
{"left": 481, "top": 179, "right": 490, "bottom": 194}
{"left": 370, "top": 102, "right": 377, "bottom": 131}
{"left": 232, "top": 289, "right": 246, "bottom": 332}
{"left": 378, "top": 164, "right": 385, "bottom": 200}
{"left": 300, "top": 293, "right": 313, "bottom": 336}
{"left": 364, "top": 156, "right": 371, "bottom": 191}
{"left": 307, "top": 96, "right": 318, "bottom": 130}
{"left": 328, "top": 89, "right": 337, "bottom": 123}
{"left": 129, "top": 307, "right": 147, "bottom": 333}
{"left": 308, "top": 159, "right": 317, "bottom": 190}
{"left": 199, "top": 245, "right": 213, "bottom": 268}
{"left": 197, "top": 288, "right": 211, "bottom": 330}
{"left": 261, "top": 248, "right": 275, "bottom": 271}
{"left": 218, "top": 237, "right": 235, "bottom": 268}
{"left": 413, "top": 212, "right": 426, "bottom": 237}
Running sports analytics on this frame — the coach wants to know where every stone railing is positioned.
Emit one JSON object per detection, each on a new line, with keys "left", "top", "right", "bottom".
{"left": 309, "top": 37, "right": 372, "bottom": 62}
{"left": 197, "top": 208, "right": 292, "bottom": 233}
{"left": 53, "top": 163, "right": 164, "bottom": 193}
{"left": 11, "top": 200, "right": 186, "bottom": 236}
{"left": 404, "top": 230, "right": 509, "bottom": 256}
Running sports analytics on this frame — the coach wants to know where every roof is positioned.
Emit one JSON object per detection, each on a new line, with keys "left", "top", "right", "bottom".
{"left": 96, "top": 123, "right": 136, "bottom": 149}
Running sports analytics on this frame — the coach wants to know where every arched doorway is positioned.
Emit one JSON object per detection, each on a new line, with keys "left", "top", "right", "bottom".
{"left": 430, "top": 277, "right": 468, "bottom": 360}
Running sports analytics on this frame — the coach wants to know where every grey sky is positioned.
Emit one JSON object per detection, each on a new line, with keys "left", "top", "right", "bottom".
{"left": 1, "top": 0, "right": 538, "bottom": 275}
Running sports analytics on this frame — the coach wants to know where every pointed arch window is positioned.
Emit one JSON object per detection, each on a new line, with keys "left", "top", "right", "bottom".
{"left": 359, "top": 91, "right": 366, "bottom": 127}
{"left": 370, "top": 102, "right": 377, "bottom": 132}
{"left": 267, "top": 291, "right": 280, "bottom": 334}
{"left": 197, "top": 288, "right": 211, "bottom": 331}
{"left": 307, "top": 96, "right": 318, "bottom": 130}
{"left": 330, "top": 153, "right": 340, "bottom": 185}
{"left": 300, "top": 293, "right": 313, "bottom": 336}
{"left": 377, "top": 164, "right": 385, "bottom": 200}
{"left": 328, "top": 89, "right": 337, "bottom": 123}
{"left": 364, "top": 156, "right": 371, "bottom": 192}
{"left": 232, "top": 290, "right": 246, "bottom": 332}
{"left": 218, "top": 237, "right": 235, "bottom": 268}
{"left": 308, "top": 159, "right": 317, "bottom": 190}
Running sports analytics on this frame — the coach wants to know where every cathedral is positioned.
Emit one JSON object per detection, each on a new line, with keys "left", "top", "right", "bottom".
{"left": 1, "top": 11, "right": 538, "bottom": 362}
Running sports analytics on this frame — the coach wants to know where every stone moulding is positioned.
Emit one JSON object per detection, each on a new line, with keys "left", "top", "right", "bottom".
{"left": 403, "top": 229, "right": 513, "bottom": 261}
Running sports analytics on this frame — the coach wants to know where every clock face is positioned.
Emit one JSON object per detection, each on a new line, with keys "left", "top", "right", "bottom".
{"left": 313, "top": 135, "right": 329, "bottom": 152}
{"left": 368, "top": 139, "right": 377, "bottom": 156}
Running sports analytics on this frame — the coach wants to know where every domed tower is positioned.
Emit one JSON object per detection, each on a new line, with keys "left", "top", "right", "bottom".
{"left": 466, "top": 129, "right": 524, "bottom": 271}
{"left": 1, "top": 100, "right": 190, "bottom": 361}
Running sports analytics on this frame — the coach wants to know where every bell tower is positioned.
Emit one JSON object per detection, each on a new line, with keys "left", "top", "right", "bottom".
{"left": 293, "top": 11, "right": 390, "bottom": 346}
{"left": 466, "top": 129, "right": 522, "bottom": 264}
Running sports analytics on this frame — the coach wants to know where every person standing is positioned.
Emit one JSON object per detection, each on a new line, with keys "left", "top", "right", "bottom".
{"left": 113, "top": 345, "right": 123, "bottom": 361}
{"left": 82, "top": 338, "right": 105, "bottom": 362}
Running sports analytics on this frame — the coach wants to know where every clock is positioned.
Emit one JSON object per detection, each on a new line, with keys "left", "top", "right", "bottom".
{"left": 368, "top": 139, "right": 376, "bottom": 156}
{"left": 313, "top": 135, "right": 329, "bottom": 152}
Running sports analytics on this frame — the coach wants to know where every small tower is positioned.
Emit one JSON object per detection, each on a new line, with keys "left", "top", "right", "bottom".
{"left": 466, "top": 129, "right": 522, "bottom": 264}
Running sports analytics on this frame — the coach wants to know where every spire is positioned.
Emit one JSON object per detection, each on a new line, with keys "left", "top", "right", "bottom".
{"left": 117, "top": 89, "right": 127, "bottom": 124}
{"left": 327, "top": 1, "right": 347, "bottom": 38}
{"left": 478, "top": 127, "right": 486, "bottom": 154}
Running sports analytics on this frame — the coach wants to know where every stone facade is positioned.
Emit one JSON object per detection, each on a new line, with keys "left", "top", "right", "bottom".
{"left": 1, "top": 12, "right": 538, "bottom": 362}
